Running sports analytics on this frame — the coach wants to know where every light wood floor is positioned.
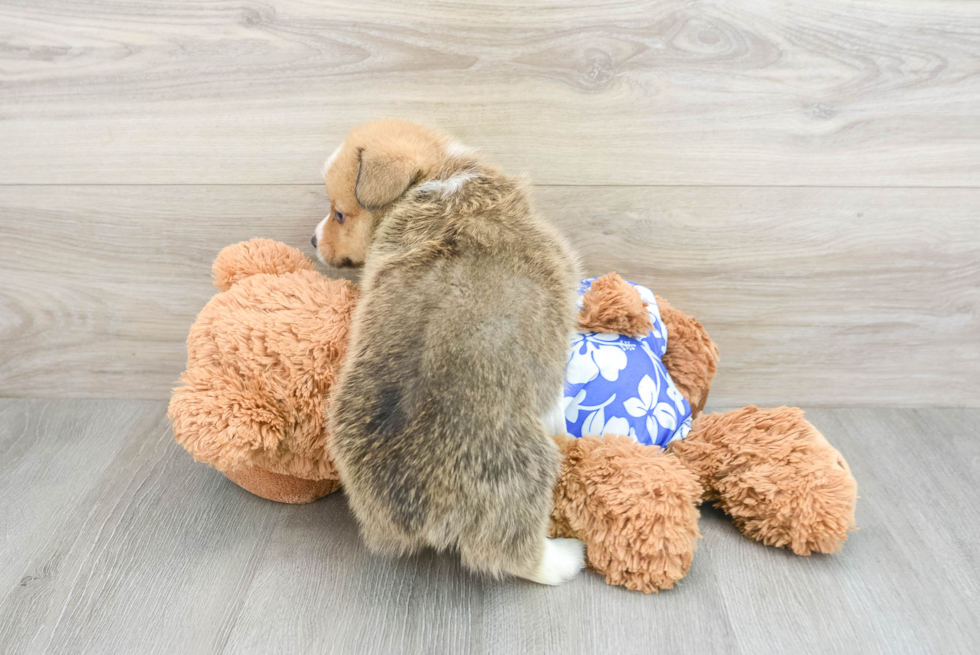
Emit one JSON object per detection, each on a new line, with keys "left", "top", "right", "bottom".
{"left": 1, "top": 400, "right": 977, "bottom": 655}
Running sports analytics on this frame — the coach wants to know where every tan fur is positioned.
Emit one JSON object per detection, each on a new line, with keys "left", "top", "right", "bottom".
{"left": 658, "top": 295, "right": 720, "bottom": 418}
{"left": 172, "top": 241, "right": 858, "bottom": 591}
{"left": 669, "top": 406, "right": 858, "bottom": 555}
{"left": 323, "top": 121, "right": 581, "bottom": 579}
{"left": 577, "top": 272, "right": 653, "bottom": 338}
{"left": 550, "top": 434, "right": 702, "bottom": 593}
{"left": 169, "top": 239, "right": 358, "bottom": 483}
{"left": 317, "top": 121, "right": 471, "bottom": 268}
{"left": 212, "top": 237, "right": 317, "bottom": 291}
{"left": 224, "top": 466, "right": 340, "bottom": 504}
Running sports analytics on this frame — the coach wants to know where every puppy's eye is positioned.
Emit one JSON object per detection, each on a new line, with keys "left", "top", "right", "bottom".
{"left": 335, "top": 211, "right": 345, "bottom": 225}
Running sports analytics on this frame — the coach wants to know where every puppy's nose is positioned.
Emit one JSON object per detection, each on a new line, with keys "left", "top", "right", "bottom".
{"left": 311, "top": 234, "right": 318, "bottom": 248}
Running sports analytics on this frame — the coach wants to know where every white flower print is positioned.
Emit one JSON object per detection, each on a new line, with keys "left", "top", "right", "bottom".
{"left": 566, "top": 332, "right": 629, "bottom": 385}
{"left": 624, "top": 373, "right": 678, "bottom": 436}
{"left": 601, "top": 416, "right": 638, "bottom": 441}
{"left": 565, "top": 391, "right": 617, "bottom": 428}
{"left": 582, "top": 406, "right": 606, "bottom": 436}
{"left": 563, "top": 389, "right": 588, "bottom": 423}
{"left": 582, "top": 408, "right": 641, "bottom": 440}
{"left": 666, "top": 384, "right": 687, "bottom": 413}
{"left": 564, "top": 390, "right": 639, "bottom": 440}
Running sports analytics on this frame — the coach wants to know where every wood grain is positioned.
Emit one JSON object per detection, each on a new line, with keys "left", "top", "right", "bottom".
{"left": 546, "top": 185, "right": 980, "bottom": 407}
{"left": 0, "top": 0, "right": 978, "bottom": 185}
{"left": 0, "top": 399, "right": 291, "bottom": 655}
{"left": 1, "top": 400, "right": 978, "bottom": 654}
{"left": 1, "top": 184, "right": 976, "bottom": 406}
{"left": 698, "top": 407, "right": 980, "bottom": 655}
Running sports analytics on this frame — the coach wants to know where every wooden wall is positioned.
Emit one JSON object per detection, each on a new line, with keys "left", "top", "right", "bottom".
{"left": 1, "top": 1, "right": 978, "bottom": 406}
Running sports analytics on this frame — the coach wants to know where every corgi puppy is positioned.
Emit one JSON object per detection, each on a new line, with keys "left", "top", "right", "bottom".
{"left": 315, "top": 120, "right": 585, "bottom": 584}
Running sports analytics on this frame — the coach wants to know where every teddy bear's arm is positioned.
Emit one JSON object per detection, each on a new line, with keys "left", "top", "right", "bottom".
{"left": 657, "top": 296, "right": 719, "bottom": 418}
{"left": 549, "top": 434, "right": 701, "bottom": 593}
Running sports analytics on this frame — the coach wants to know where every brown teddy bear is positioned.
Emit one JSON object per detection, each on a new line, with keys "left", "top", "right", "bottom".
{"left": 170, "top": 239, "right": 857, "bottom": 593}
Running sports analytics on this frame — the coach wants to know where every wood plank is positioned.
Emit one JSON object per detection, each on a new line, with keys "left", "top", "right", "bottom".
{"left": 219, "top": 493, "right": 483, "bottom": 655}
{"left": 222, "top": 491, "right": 739, "bottom": 655}
{"left": 0, "top": 184, "right": 358, "bottom": 400}
{"left": 0, "top": 398, "right": 738, "bottom": 655}
{"left": 0, "top": 399, "right": 291, "bottom": 654}
{"left": 1, "top": 0, "right": 978, "bottom": 185}
{"left": 2, "top": 401, "right": 978, "bottom": 654}
{"left": 695, "top": 407, "right": 980, "bottom": 654}
{"left": 0, "top": 399, "right": 134, "bottom": 595}
{"left": 2, "top": 184, "right": 976, "bottom": 406}
{"left": 546, "top": 185, "right": 980, "bottom": 407}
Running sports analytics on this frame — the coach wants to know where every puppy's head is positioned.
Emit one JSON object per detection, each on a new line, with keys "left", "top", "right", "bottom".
{"left": 313, "top": 120, "right": 455, "bottom": 267}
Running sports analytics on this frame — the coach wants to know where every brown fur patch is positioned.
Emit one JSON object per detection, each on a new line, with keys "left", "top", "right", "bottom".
{"left": 577, "top": 272, "right": 653, "bottom": 338}
{"left": 669, "top": 406, "right": 858, "bottom": 555}
{"left": 550, "top": 434, "right": 702, "bottom": 593}
{"left": 169, "top": 239, "right": 359, "bottom": 483}
{"left": 317, "top": 120, "right": 471, "bottom": 267}
{"left": 224, "top": 466, "right": 340, "bottom": 504}
{"left": 657, "top": 295, "right": 719, "bottom": 418}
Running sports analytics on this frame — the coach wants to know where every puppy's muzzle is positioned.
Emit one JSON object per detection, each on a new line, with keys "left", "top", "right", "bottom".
{"left": 311, "top": 234, "right": 318, "bottom": 248}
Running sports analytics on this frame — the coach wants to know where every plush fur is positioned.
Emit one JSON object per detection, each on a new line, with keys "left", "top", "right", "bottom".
{"left": 322, "top": 121, "right": 583, "bottom": 582}
{"left": 670, "top": 406, "right": 858, "bottom": 555}
{"left": 657, "top": 295, "right": 719, "bottom": 418}
{"left": 169, "top": 239, "right": 357, "bottom": 486}
{"left": 550, "top": 434, "right": 702, "bottom": 593}
{"left": 577, "top": 272, "right": 653, "bottom": 338}
{"left": 171, "top": 242, "right": 858, "bottom": 592}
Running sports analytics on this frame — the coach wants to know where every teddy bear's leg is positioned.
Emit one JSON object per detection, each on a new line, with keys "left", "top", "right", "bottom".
{"left": 656, "top": 296, "right": 719, "bottom": 418}
{"left": 170, "top": 366, "right": 341, "bottom": 503}
{"left": 550, "top": 434, "right": 702, "bottom": 593}
{"left": 169, "top": 366, "right": 286, "bottom": 472}
{"left": 668, "top": 406, "right": 858, "bottom": 555}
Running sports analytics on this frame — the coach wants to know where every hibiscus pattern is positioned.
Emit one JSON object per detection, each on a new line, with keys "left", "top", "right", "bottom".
{"left": 562, "top": 278, "right": 692, "bottom": 448}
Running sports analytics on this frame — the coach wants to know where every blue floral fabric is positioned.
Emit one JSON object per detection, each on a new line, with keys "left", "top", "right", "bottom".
{"left": 562, "top": 278, "right": 692, "bottom": 448}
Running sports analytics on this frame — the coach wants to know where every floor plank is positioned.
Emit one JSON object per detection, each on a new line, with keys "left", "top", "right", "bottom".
{"left": 0, "top": 400, "right": 288, "bottom": 655}
{"left": 1, "top": 0, "right": 978, "bottom": 185}
{"left": 698, "top": 407, "right": 980, "bottom": 655}
{"left": 1, "top": 401, "right": 978, "bottom": 654}
{"left": 0, "top": 400, "right": 134, "bottom": 596}
{"left": 2, "top": 185, "right": 976, "bottom": 406}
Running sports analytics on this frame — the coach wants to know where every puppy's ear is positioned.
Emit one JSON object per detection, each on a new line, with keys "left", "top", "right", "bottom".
{"left": 354, "top": 148, "right": 418, "bottom": 210}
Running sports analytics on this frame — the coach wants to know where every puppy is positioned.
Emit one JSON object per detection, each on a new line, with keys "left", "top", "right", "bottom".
{"left": 314, "top": 120, "right": 585, "bottom": 584}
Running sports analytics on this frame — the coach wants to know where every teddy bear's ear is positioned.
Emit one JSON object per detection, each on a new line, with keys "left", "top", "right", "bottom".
{"left": 578, "top": 272, "right": 653, "bottom": 338}
{"left": 354, "top": 147, "right": 419, "bottom": 210}
{"left": 212, "top": 238, "right": 315, "bottom": 291}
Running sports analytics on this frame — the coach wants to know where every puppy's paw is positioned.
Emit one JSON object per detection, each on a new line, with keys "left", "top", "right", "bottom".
{"left": 527, "top": 538, "right": 586, "bottom": 585}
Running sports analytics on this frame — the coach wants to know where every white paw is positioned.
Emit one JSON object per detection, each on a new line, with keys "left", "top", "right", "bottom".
{"left": 527, "top": 538, "right": 586, "bottom": 585}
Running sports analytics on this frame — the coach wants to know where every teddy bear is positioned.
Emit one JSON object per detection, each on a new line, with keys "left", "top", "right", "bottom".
{"left": 170, "top": 238, "right": 857, "bottom": 593}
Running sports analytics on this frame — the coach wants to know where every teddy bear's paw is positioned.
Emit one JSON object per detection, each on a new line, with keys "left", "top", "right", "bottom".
{"left": 526, "top": 538, "right": 587, "bottom": 586}
{"left": 224, "top": 466, "right": 340, "bottom": 504}
{"left": 728, "top": 450, "right": 857, "bottom": 556}
{"left": 552, "top": 435, "right": 702, "bottom": 593}
{"left": 675, "top": 406, "right": 858, "bottom": 556}
{"left": 169, "top": 367, "right": 286, "bottom": 472}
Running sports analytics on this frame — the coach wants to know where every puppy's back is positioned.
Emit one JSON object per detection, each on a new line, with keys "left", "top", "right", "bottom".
{"left": 331, "top": 166, "right": 579, "bottom": 577}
